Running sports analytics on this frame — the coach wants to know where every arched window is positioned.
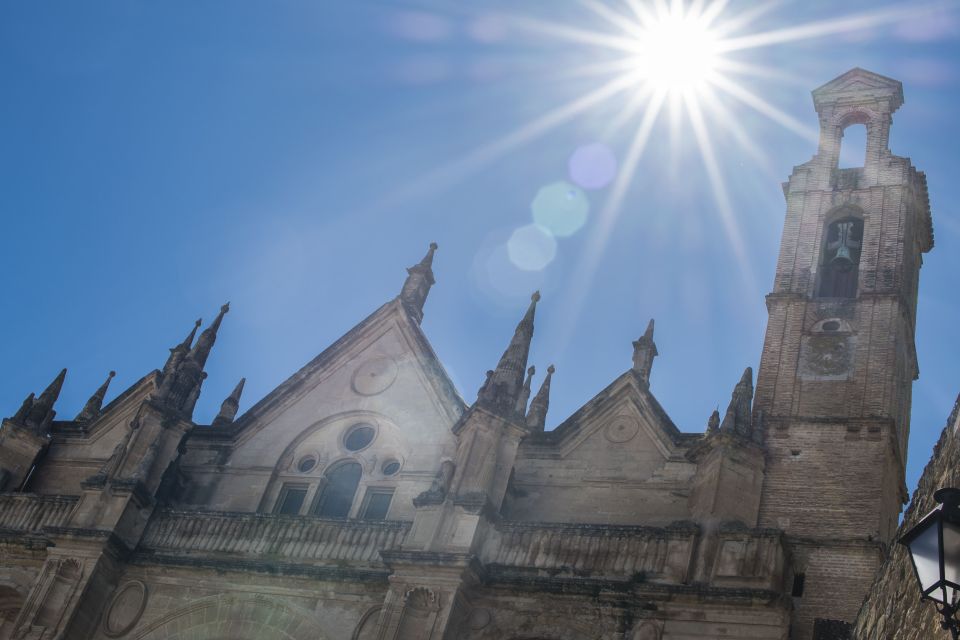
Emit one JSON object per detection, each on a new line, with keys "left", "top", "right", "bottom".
{"left": 838, "top": 123, "right": 867, "bottom": 168}
{"left": 817, "top": 217, "right": 863, "bottom": 298}
{"left": 312, "top": 462, "right": 362, "bottom": 518}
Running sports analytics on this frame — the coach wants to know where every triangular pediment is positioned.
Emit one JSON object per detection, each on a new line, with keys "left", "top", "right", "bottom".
{"left": 505, "top": 370, "right": 702, "bottom": 525}
{"left": 812, "top": 68, "right": 903, "bottom": 107}
{"left": 194, "top": 298, "right": 465, "bottom": 452}
{"left": 521, "top": 370, "right": 698, "bottom": 461}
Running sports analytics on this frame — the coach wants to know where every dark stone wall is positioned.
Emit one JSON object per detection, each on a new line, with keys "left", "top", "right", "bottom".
{"left": 854, "top": 394, "right": 960, "bottom": 639}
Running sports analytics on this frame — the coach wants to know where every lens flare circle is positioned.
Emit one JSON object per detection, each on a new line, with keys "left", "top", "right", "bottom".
{"left": 531, "top": 181, "right": 590, "bottom": 237}
{"left": 507, "top": 224, "right": 558, "bottom": 271}
{"left": 569, "top": 143, "right": 618, "bottom": 189}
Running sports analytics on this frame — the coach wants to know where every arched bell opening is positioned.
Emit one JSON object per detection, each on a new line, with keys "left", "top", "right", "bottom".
{"left": 816, "top": 215, "right": 864, "bottom": 299}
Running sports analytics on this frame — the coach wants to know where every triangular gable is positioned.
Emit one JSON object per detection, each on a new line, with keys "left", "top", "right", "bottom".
{"left": 812, "top": 68, "right": 903, "bottom": 107}
{"left": 195, "top": 297, "right": 465, "bottom": 447}
{"left": 521, "top": 370, "right": 700, "bottom": 460}
{"left": 49, "top": 371, "right": 158, "bottom": 444}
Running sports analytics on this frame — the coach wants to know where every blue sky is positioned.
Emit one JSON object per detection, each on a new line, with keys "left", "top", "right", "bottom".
{"left": 1, "top": 0, "right": 958, "bottom": 497}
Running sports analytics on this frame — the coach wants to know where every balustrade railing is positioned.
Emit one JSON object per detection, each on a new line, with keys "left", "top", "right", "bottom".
{"left": 482, "top": 521, "right": 700, "bottom": 581}
{"left": 0, "top": 493, "right": 79, "bottom": 533}
{"left": 141, "top": 509, "right": 410, "bottom": 566}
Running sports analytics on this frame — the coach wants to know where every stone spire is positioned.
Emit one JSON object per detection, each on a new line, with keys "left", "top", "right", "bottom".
{"left": 400, "top": 242, "right": 438, "bottom": 324}
{"left": 75, "top": 371, "right": 116, "bottom": 422}
{"left": 12, "top": 393, "right": 34, "bottom": 423}
{"left": 632, "top": 319, "right": 658, "bottom": 387}
{"left": 720, "top": 367, "right": 754, "bottom": 439}
{"left": 515, "top": 366, "right": 535, "bottom": 414}
{"left": 163, "top": 318, "right": 201, "bottom": 375}
{"left": 477, "top": 292, "right": 540, "bottom": 416}
{"left": 707, "top": 408, "right": 720, "bottom": 434}
{"left": 212, "top": 378, "right": 246, "bottom": 428}
{"left": 23, "top": 369, "right": 67, "bottom": 433}
{"left": 526, "top": 364, "right": 554, "bottom": 431}
{"left": 187, "top": 303, "right": 229, "bottom": 370}
{"left": 154, "top": 304, "right": 229, "bottom": 419}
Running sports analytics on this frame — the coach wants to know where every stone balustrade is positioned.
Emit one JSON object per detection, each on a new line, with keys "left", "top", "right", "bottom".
{"left": 0, "top": 493, "right": 79, "bottom": 533}
{"left": 141, "top": 509, "right": 410, "bottom": 566}
{"left": 481, "top": 521, "right": 701, "bottom": 583}
{"left": 482, "top": 521, "right": 786, "bottom": 590}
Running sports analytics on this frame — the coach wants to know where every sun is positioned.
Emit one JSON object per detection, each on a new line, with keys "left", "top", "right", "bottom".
{"left": 629, "top": 7, "right": 722, "bottom": 94}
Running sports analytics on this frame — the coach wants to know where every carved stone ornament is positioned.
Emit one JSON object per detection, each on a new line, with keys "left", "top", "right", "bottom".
{"left": 102, "top": 580, "right": 148, "bottom": 637}
{"left": 404, "top": 586, "right": 440, "bottom": 612}
{"left": 466, "top": 608, "right": 491, "bottom": 630}
{"left": 631, "top": 620, "right": 663, "bottom": 640}
{"left": 351, "top": 357, "right": 399, "bottom": 396}
{"left": 604, "top": 417, "right": 639, "bottom": 443}
{"left": 799, "top": 334, "right": 856, "bottom": 380}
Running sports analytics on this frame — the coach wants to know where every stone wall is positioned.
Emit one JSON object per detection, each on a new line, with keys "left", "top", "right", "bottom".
{"left": 854, "top": 395, "right": 960, "bottom": 639}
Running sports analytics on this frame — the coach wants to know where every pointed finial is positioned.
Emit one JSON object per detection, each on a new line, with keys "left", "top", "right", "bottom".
{"left": 163, "top": 318, "right": 202, "bottom": 376}
{"left": 212, "top": 377, "right": 246, "bottom": 427}
{"left": 477, "top": 292, "right": 541, "bottom": 417}
{"left": 526, "top": 364, "right": 555, "bottom": 431}
{"left": 421, "top": 242, "right": 439, "bottom": 265}
{"left": 76, "top": 370, "right": 116, "bottom": 422}
{"left": 515, "top": 366, "right": 536, "bottom": 414}
{"left": 183, "top": 318, "right": 202, "bottom": 349}
{"left": 720, "top": 367, "right": 754, "bottom": 439}
{"left": 632, "top": 318, "right": 658, "bottom": 386}
{"left": 707, "top": 408, "right": 720, "bottom": 434}
{"left": 401, "top": 242, "right": 439, "bottom": 324}
{"left": 187, "top": 303, "right": 230, "bottom": 370}
{"left": 12, "top": 392, "right": 35, "bottom": 423}
{"left": 25, "top": 368, "right": 66, "bottom": 432}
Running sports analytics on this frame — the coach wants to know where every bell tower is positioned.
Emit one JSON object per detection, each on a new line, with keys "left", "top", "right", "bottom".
{"left": 754, "top": 69, "right": 933, "bottom": 639}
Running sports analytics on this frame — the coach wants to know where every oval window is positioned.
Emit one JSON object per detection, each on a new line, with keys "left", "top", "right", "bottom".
{"left": 297, "top": 456, "right": 317, "bottom": 473}
{"left": 822, "top": 320, "right": 841, "bottom": 332}
{"left": 344, "top": 424, "right": 376, "bottom": 451}
{"left": 382, "top": 460, "right": 401, "bottom": 476}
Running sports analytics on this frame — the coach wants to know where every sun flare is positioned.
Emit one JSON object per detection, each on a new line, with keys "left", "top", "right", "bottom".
{"left": 629, "top": 8, "right": 722, "bottom": 94}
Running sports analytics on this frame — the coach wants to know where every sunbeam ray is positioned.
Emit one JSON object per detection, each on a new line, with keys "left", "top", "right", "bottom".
{"left": 715, "top": 59, "right": 812, "bottom": 87}
{"left": 601, "top": 84, "right": 658, "bottom": 140}
{"left": 712, "top": 1, "right": 783, "bottom": 37}
{"left": 580, "top": 0, "right": 646, "bottom": 38}
{"left": 699, "top": 0, "right": 732, "bottom": 28}
{"left": 717, "top": 3, "right": 950, "bottom": 52}
{"left": 500, "top": 13, "right": 641, "bottom": 53}
{"left": 708, "top": 73, "right": 819, "bottom": 142}
{"left": 554, "top": 89, "right": 668, "bottom": 351}
{"left": 698, "top": 83, "right": 774, "bottom": 173}
{"left": 683, "top": 91, "right": 757, "bottom": 297}
{"left": 368, "top": 73, "right": 639, "bottom": 214}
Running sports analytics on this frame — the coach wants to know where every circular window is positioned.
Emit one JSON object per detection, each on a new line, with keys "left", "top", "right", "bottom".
{"left": 822, "top": 320, "right": 841, "bottom": 332}
{"left": 297, "top": 456, "right": 317, "bottom": 473}
{"left": 344, "top": 424, "right": 376, "bottom": 451}
{"left": 382, "top": 460, "right": 401, "bottom": 476}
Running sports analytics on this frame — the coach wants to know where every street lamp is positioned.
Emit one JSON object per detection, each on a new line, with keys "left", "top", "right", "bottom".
{"left": 899, "top": 487, "right": 960, "bottom": 639}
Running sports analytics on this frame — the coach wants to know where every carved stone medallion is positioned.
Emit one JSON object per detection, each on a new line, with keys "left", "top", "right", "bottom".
{"left": 466, "top": 608, "right": 491, "bottom": 630}
{"left": 103, "top": 580, "right": 147, "bottom": 637}
{"left": 351, "top": 357, "right": 399, "bottom": 396}
{"left": 604, "top": 417, "right": 639, "bottom": 443}
{"left": 799, "top": 334, "right": 856, "bottom": 380}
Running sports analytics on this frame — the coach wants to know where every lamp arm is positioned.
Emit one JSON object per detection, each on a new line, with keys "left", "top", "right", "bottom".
{"left": 935, "top": 601, "right": 960, "bottom": 640}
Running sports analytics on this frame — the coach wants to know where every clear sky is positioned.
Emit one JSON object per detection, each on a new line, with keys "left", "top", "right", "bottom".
{"left": 1, "top": 0, "right": 958, "bottom": 497}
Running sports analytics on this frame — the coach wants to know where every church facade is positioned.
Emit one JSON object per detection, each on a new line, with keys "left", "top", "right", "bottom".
{"left": 0, "top": 68, "right": 933, "bottom": 640}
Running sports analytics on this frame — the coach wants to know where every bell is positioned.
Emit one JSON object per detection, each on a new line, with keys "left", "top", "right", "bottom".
{"left": 831, "top": 243, "right": 853, "bottom": 265}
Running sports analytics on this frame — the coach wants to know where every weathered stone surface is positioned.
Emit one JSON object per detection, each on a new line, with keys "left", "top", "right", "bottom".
{"left": 854, "top": 397, "right": 960, "bottom": 639}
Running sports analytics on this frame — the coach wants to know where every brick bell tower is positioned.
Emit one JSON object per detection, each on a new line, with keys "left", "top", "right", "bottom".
{"left": 753, "top": 68, "right": 933, "bottom": 639}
